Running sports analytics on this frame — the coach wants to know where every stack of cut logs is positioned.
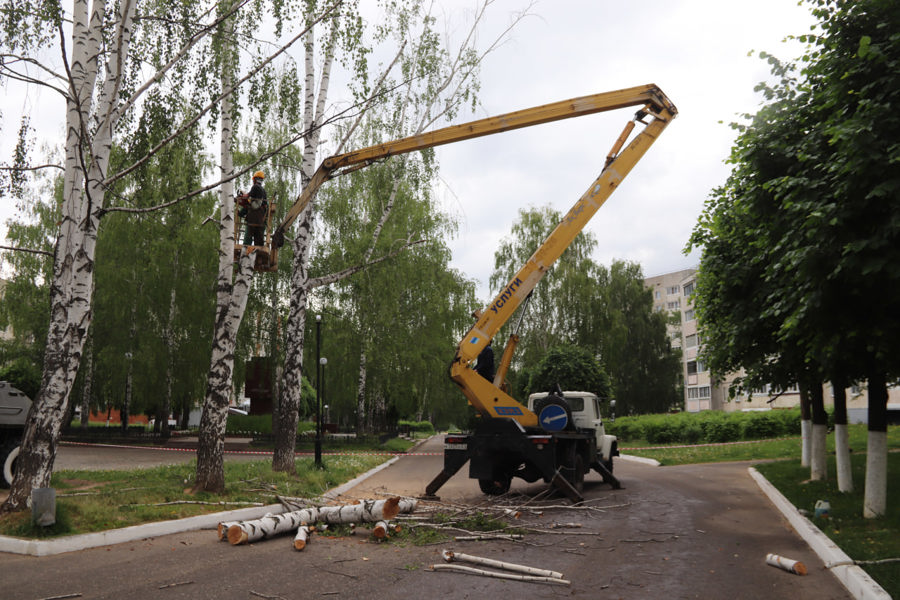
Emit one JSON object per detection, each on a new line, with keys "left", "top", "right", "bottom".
{"left": 217, "top": 497, "right": 416, "bottom": 550}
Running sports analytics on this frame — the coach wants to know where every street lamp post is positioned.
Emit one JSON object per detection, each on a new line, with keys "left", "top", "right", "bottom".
{"left": 315, "top": 314, "right": 323, "bottom": 469}
{"left": 316, "top": 356, "right": 327, "bottom": 469}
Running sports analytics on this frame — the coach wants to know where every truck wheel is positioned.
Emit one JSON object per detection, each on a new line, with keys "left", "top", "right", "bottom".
{"left": 1, "top": 441, "right": 20, "bottom": 488}
{"left": 478, "top": 475, "right": 511, "bottom": 496}
{"left": 565, "top": 454, "right": 585, "bottom": 493}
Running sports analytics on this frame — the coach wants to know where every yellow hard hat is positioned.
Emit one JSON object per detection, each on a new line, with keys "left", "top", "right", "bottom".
{"left": 253, "top": 170, "right": 265, "bottom": 180}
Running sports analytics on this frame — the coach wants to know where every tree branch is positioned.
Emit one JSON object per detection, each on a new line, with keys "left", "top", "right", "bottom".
{"left": 308, "top": 238, "right": 425, "bottom": 289}
{"left": 104, "top": 0, "right": 345, "bottom": 188}
{"left": 0, "top": 244, "right": 54, "bottom": 258}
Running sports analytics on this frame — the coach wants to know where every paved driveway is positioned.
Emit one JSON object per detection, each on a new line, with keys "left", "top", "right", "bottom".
{"left": 0, "top": 437, "right": 854, "bottom": 599}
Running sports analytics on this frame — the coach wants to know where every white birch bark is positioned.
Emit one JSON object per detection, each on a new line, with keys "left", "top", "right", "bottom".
{"left": 430, "top": 564, "right": 571, "bottom": 586}
{"left": 863, "top": 430, "right": 887, "bottom": 518}
{"left": 356, "top": 350, "right": 368, "bottom": 434}
{"left": 809, "top": 423, "right": 827, "bottom": 481}
{"left": 442, "top": 550, "right": 564, "bottom": 579}
{"left": 834, "top": 422, "right": 852, "bottom": 492}
{"left": 293, "top": 525, "right": 310, "bottom": 550}
{"left": 2, "top": 0, "right": 137, "bottom": 512}
{"left": 227, "top": 508, "right": 319, "bottom": 545}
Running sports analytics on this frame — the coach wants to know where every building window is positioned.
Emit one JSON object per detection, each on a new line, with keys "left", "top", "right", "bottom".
{"left": 697, "top": 359, "right": 706, "bottom": 373}
{"left": 685, "top": 334, "right": 698, "bottom": 348}
{"left": 684, "top": 308, "right": 695, "bottom": 322}
{"left": 687, "top": 386, "right": 711, "bottom": 399}
{"left": 683, "top": 281, "right": 694, "bottom": 296}
{"left": 686, "top": 361, "right": 697, "bottom": 375}
{"left": 655, "top": 290, "right": 661, "bottom": 299}
{"left": 666, "top": 285, "right": 679, "bottom": 295}
{"left": 667, "top": 300, "right": 681, "bottom": 310}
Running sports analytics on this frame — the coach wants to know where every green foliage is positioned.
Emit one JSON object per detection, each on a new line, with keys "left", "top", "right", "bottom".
{"left": 608, "top": 409, "right": 803, "bottom": 444}
{"left": 688, "top": 0, "right": 900, "bottom": 391}
{"left": 0, "top": 357, "right": 41, "bottom": 398}
{"left": 225, "top": 414, "right": 314, "bottom": 435}
{"left": 526, "top": 344, "right": 610, "bottom": 399}
{"left": 397, "top": 420, "right": 434, "bottom": 434}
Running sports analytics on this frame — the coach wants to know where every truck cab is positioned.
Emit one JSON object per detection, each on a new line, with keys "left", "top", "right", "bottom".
{"left": 527, "top": 391, "right": 618, "bottom": 475}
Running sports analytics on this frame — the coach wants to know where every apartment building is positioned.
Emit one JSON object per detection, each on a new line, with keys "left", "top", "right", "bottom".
{"left": 646, "top": 268, "right": 895, "bottom": 419}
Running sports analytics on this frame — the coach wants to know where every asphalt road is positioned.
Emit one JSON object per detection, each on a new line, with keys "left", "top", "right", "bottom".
{"left": 0, "top": 437, "right": 854, "bottom": 599}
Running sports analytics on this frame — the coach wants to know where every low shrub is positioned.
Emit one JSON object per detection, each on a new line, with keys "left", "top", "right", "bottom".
{"left": 607, "top": 409, "right": 802, "bottom": 445}
{"left": 398, "top": 420, "right": 434, "bottom": 434}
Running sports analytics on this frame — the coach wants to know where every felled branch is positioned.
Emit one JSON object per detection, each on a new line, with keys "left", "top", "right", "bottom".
{"left": 430, "top": 564, "right": 570, "bottom": 586}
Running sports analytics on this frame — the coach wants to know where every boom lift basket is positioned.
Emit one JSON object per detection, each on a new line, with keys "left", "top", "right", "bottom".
{"left": 233, "top": 198, "right": 278, "bottom": 272}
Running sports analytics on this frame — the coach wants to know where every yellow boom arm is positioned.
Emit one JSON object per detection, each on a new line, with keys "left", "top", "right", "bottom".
{"left": 272, "top": 85, "right": 677, "bottom": 427}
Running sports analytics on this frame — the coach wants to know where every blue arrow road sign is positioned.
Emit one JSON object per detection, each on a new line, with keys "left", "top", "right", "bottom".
{"left": 539, "top": 403, "right": 568, "bottom": 432}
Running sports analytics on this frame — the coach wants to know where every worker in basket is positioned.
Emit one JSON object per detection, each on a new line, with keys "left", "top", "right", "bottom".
{"left": 237, "top": 170, "right": 268, "bottom": 246}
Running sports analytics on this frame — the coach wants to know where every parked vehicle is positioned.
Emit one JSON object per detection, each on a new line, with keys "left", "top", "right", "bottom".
{"left": 0, "top": 381, "right": 31, "bottom": 487}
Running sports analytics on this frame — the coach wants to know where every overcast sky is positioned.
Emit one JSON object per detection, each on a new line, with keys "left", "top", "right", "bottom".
{"left": 434, "top": 0, "right": 815, "bottom": 299}
{"left": 0, "top": 1, "right": 817, "bottom": 298}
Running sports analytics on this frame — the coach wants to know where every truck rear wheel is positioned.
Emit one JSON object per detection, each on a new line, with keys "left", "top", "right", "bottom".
{"left": 566, "top": 454, "right": 585, "bottom": 493}
{"left": 478, "top": 474, "right": 511, "bottom": 496}
{"left": 1, "top": 441, "right": 20, "bottom": 488}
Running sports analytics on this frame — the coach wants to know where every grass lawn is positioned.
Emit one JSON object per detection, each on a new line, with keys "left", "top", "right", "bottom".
{"left": 0, "top": 455, "right": 389, "bottom": 539}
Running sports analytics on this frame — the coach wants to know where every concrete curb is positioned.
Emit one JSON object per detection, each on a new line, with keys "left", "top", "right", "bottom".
{"left": 618, "top": 453, "right": 661, "bottom": 467}
{"left": 748, "top": 467, "right": 891, "bottom": 600}
{"left": 0, "top": 454, "right": 404, "bottom": 557}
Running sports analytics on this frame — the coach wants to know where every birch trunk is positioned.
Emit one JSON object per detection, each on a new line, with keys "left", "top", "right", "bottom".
{"left": 1, "top": 0, "right": 136, "bottom": 513}
{"left": 272, "top": 23, "right": 333, "bottom": 472}
{"left": 356, "top": 349, "right": 367, "bottom": 434}
{"left": 293, "top": 525, "right": 310, "bottom": 550}
{"left": 227, "top": 508, "right": 319, "bottom": 545}
{"left": 196, "top": 23, "right": 256, "bottom": 490}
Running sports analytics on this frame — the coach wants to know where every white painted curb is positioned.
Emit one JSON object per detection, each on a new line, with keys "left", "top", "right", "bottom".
{"left": 0, "top": 454, "right": 403, "bottom": 557}
{"left": 618, "top": 453, "right": 661, "bottom": 467}
{"left": 748, "top": 467, "right": 891, "bottom": 600}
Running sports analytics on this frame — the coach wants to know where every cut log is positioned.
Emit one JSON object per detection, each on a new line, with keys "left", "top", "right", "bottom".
{"left": 430, "top": 564, "right": 570, "bottom": 586}
{"left": 317, "top": 497, "right": 409, "bottom": 524}
{"left": 227, "top": 508, "right": 319, "bottom": 545}
{"left": 373, "top": 520, "right": 390, "bottom": 540}
{"left": 217, "top": 521, "right": 240, "bottom": 541}
{"left": 442, "top": 549, "right": 564, "bottom": 579}
{"left": 766, "top": 553, "right": 807, "bottom": 575}
{"left": 293, "top": 525, "right": 310, "bottom": 551}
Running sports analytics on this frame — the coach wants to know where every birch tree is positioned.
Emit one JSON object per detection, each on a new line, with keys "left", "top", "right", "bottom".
{"left": 0, "top": 0, "right": 320, "bottom": 510}
{"left": 271, "top": 0, "right": 533, "bottom": 471}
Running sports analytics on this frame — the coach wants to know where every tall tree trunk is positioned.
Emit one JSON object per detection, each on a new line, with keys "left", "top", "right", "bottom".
{"left": 196, "top": 22, "right": 256, "bottom": 491}
{"left": 122, "top": 297, "right": 137, "bottom": 432}
{"left": 863, "top": 369, "right": 888, "bottom": 518}
{"left": 80, "top": 331, "right": 93, "bottom": 429}
{"left": 356, "top": 348, "right": 367, "bottom": 435}
{"left": 162, "top": 257, "right": 179, "bottom": 438}
{"left": 799, "top": 384, "right": 811, "bottom": 468}
{"left": 809, "top": 382, "right": 828, "bottom": 481}
{"left": 271, "top": 22, "right": 333, "bottom": 472}
{"left": 832, "top": 379, "right": 852, "bottom": 492}
{"left": 1, "top": 0, "right": 136, "bottom": 514}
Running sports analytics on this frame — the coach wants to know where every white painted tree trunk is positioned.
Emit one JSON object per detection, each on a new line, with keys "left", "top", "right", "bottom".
{"left": 810, "top": 423, "right": 827, "bottom": 481}
{"left": 863, "top": 430, "right": 887, "bottom": 518}
{"left": 2, "top": 0, "right": 137, "bottom": 513}
{"left": 834, "top": 423, "right": 853, "bottom": 492}
{"left": 800, "top": 418, "right": 811, "bottom": 467}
